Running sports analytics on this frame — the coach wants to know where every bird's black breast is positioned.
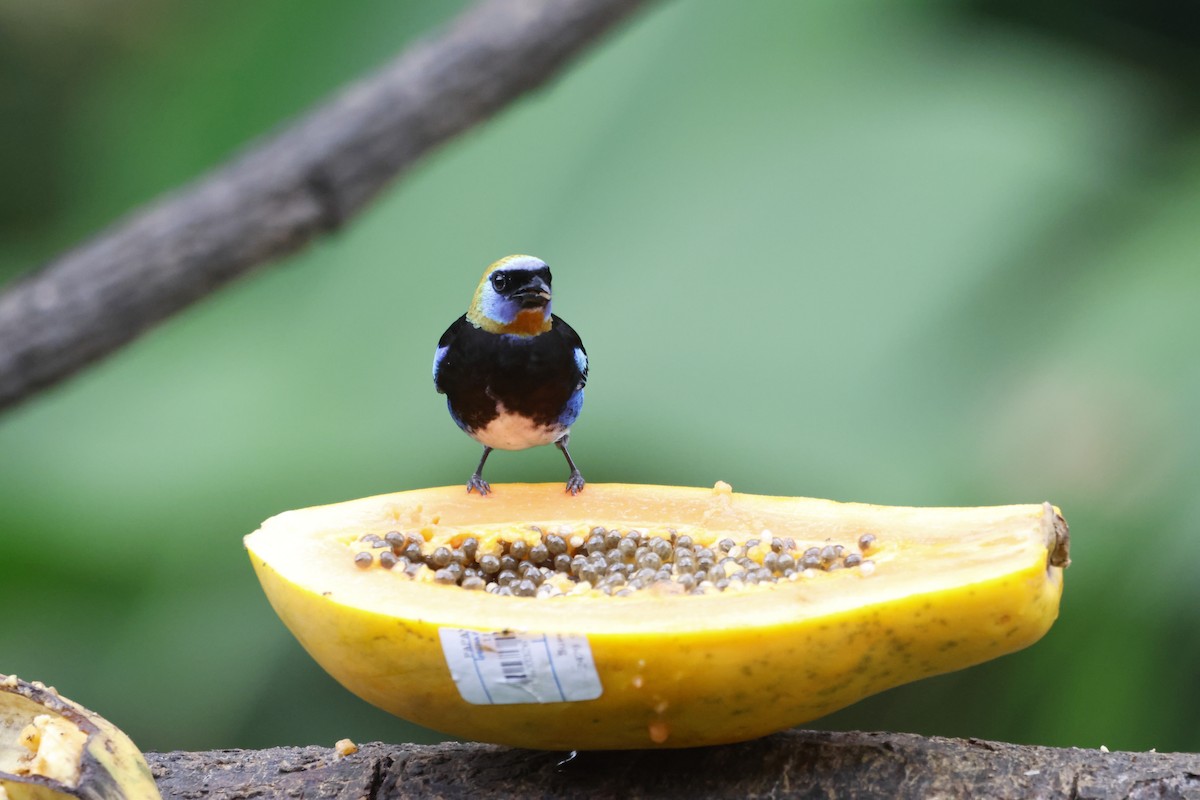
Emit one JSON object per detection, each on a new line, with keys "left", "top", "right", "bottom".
{"left": 434, "top": 315, "right": 586, "bottom": 433}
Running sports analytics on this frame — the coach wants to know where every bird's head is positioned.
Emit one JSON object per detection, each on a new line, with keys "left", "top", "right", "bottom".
{"left": 466, "top": 255, "right": 554, "bottom": 336}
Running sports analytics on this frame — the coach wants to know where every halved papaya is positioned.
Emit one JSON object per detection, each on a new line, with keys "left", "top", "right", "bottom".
{"left": 245, "top": 483, "right": 1068, "bottom": 750}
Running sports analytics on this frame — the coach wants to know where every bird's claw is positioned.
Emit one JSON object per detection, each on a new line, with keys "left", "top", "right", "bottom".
{"left": 467, "top": 475, "right": 491, "bottom": 495}
{"left": 565, "top": 470, "right": 585, "bottom": 495}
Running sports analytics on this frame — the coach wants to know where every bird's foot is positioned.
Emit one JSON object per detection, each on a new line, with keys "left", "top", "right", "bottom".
{"left": 467, "top": 474, "right": 491, "bottom": 495}
{"left": 565, "top": 470, "right": 585, "bottom": 495}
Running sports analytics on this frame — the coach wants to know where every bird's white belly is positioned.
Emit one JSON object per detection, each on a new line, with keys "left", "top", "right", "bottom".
{"left": 473, "top": 405, "right": 564, "bottom": 450}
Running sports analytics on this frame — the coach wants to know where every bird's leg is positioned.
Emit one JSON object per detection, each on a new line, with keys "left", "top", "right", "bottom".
{"left": 556, "top": 435, "right": 585, "bottom": 495}
{"left": 467, "top": 446, "right": 493, "bottom": 495}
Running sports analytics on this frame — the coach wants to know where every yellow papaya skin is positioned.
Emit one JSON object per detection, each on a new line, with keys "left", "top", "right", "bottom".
{"left": 245, "top": 483, "right": 1067, "bottom": 750}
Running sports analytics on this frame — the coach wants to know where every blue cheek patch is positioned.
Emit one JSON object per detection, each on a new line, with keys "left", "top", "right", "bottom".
{"left": 558, "top": 388, "right": 585, "bottom": 428}
{"left": 481, "top": 291, "right": 522, "bottom": 325}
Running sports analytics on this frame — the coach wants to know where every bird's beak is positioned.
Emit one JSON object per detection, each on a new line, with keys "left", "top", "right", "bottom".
{"left": 513, "top": 277, "right": 551, "bottom": 308}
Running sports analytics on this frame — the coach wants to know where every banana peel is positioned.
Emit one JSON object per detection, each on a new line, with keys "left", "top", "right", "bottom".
{"left": 0, "top": 675, "right": 160, "bottom": 800}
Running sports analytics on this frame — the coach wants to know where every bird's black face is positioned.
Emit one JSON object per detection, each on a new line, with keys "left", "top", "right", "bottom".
{"left": 491, "top": 266, "right": 552, "bottom": 309}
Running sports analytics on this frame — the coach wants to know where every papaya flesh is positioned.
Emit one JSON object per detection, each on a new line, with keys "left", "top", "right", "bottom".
{"left": 245, "top": 483, "right": 1068, "bottom": 750}
{"left": 0, "top": 675, "right": 161, "bottom": 800}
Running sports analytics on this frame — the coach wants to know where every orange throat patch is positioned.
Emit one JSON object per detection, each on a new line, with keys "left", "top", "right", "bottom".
{"left": 510, "top": 309, "right": 552, "bottom": 335}
{"left": 467, "top": 303, "right": 553, "bottom": 335}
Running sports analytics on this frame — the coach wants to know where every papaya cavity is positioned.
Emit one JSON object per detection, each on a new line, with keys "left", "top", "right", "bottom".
{"left": 350, "top": 521, "right": 879, "bottom": 597}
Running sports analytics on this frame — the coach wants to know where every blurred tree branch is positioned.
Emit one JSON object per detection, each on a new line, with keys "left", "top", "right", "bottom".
{"left": 146, "top": 730, "right": 1200, "bottom": 799}
{"left": 0, "top": 0, "right": 648, "bottom": 414}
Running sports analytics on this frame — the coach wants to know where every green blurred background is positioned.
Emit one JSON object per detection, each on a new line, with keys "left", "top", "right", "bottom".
{"left": 2, "top": 0, "right": 1199, "bottom": 754}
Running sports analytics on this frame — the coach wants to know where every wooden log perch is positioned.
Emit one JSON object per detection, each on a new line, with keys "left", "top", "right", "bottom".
{"left": 0, "top": 0, "right": 648, "bottom": 414}
{"left": 146, "top": 730, "right": 1200, "bottom": 799}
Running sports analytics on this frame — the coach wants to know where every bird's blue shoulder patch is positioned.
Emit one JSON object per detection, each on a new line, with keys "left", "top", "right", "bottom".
{"left": 574, "top": 347, "right": 588, "bottom": 387}
{"left": 432, "top": 344, "right": 449, "bottom": 389}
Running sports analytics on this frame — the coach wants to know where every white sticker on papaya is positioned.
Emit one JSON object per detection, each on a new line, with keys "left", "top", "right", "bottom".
{"left": 438, "top": 629, "right": 603, "bottom": 705}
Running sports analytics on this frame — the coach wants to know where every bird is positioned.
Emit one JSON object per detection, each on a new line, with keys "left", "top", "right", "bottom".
{"left": 433, "top": 255, "right": 588, "bottom": 495}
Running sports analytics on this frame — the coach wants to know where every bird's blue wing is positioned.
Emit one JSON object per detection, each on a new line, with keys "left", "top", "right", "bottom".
{"left": 552, "top": 315, "right": 588, "bottom": 391}
{"left": 557, "top": 388, "right": 585, "bottom": 428}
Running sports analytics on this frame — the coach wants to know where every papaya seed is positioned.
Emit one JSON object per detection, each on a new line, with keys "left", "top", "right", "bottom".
{"left": 462, "top": 537, "right": 480, "bottom": 560}
{"left": 430, "top": 547, "right": 453, "bottom": 568}
{"left": 638, "top": 552, "right": 663, "bottom": 571}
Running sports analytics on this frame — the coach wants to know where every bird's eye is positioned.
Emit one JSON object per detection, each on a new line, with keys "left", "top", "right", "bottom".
{"left": 490, "top": 272, "right": 509, "bottom": 293}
